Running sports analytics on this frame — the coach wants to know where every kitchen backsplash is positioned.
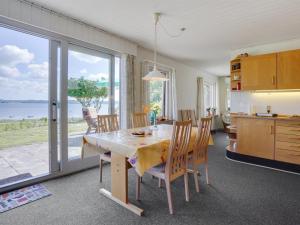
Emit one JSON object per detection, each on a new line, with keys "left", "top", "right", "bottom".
{"left": 231, "top": 91, "right": 300, "bottom": 115}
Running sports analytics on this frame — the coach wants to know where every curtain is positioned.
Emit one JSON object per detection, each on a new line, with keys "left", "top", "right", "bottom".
{"left": 165, "top": 69, "right": 177, "bottom": 120}
{"left": 141, "top": 62, "right": 151, "bottom": 107}
{"left": 120, "top": 54, "right": 135, "bottom": 129}
{"left": 196, "top": 77, "right": 204, "bottom": 119}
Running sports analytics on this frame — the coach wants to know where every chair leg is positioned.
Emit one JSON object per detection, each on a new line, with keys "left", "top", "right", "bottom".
{"left": 165, "top": 180, "right": 173, "bottom": 215}
{"left": 194, "top": 171, "right": 200, "bottom": 193}
{"left": 184, "top": 173, "right": 189, "bottom": 202}
{"left": 99, "top": 158, "right": 103, "bottom": 183}
{"left": 136, "top": 175, "right": 141, "bottom": 200}
{"left": 140, "top": 176, "right": 143, "bottom": 183}
{"left": 205, "top": 163, "right": 209, "bottom": 185}
{"left": 158, "top": 178, "right": 162, "bottom": 188}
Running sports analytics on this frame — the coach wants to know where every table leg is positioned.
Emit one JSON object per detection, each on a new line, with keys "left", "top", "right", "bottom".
{"left": 100, "top": 152, "right": 144, "bottom": 216}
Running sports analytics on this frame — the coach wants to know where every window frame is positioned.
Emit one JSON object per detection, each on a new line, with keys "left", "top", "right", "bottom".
{"left": 204, "top": 81, "right": 217, "bottom": 115}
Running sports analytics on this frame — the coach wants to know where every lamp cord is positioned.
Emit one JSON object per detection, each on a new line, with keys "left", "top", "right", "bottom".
{"left": 158, "top": 20, "right": 185, "bottom": 38}
{"left": 154, "top": 17, "right": 158, "bottom": 70}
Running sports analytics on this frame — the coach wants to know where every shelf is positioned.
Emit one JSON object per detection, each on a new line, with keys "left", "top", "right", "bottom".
{"left": 230, "top": 58, "right": 242, "bottom": 92}
{"left": 231, "top": 89, "right": 241, "bottom": 92}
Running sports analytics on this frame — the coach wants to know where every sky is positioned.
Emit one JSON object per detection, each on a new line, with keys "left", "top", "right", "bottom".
{"left": 0, "top": 26, "right": 118, "bottom": 100}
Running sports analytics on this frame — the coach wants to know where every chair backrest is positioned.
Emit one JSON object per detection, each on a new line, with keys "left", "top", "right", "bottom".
{"left": 192, "top": 117, "right": 212, "bottom": 166}
{"left": 178, "top": 109, "right": 197, "bottom": 126}
{"left": 97, "top": 114, "right": 119, "bottom": 133}
{"left": 82, "top": 107, "right": 97, "bottom": 128}
{"left": 131, "top": 112, "right": 149, "bottom": 128}
{"left": 165, "top": 120, "right": 192, "bottom": 181}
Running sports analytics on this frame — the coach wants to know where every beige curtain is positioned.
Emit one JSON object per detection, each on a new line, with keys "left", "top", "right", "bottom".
{"left": 141, "top": 62, "right": 151, "bottom": 107}
{"left": 120, "top": 54, "right": 135, "bottom": 128}
{"left": 196, "top": 77, "right": 204, "bottom": 119}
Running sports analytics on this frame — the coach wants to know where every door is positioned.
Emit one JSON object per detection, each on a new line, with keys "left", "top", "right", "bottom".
{"left": 58, "top": 43, "right": 120, "bottom": 172}
{"left": 237, "top": 118, "right": 275, "bottom": 159}
{"left": 0, "top": 26, "right": 59, "bottom": 188}
{"left": 277, "top": 49, "right": 300, "bottom": 89}
{"left": 241, "top": 53, "right": 277, "bottom": 90}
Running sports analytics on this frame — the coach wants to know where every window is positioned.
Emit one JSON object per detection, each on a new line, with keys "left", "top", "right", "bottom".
{"left": 149, "top": 80, "right": 165, "bottom": 116}
{"left": 204, "top": 81, "right": 216, "bottom": 116}
{"left": 114, "top": 56, "right": 120, "bottom": 115}
{"left": 225, "top": 77, "right": 231, "bottom": 111}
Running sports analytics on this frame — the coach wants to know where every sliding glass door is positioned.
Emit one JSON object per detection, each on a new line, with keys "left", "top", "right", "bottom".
{"left": 0, "top": 26, "right": 59, "bottom": 188}
{"left": 57, "top": 43, "right": 121, "bottom": 171}
{"left": 67, "top": 45, "right": 111, "bottom": 160}
{"left": 0, "top": 22, "right": 121, "bottom": 191}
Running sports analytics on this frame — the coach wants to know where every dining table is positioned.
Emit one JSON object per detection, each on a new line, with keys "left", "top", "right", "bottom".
{"left": 82, "top": 124, "right": 213, "bottom": 216}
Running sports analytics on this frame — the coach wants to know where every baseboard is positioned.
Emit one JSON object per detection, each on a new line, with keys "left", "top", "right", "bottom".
{"left": 226, "top": 150, "right": 300, "bottom": 174}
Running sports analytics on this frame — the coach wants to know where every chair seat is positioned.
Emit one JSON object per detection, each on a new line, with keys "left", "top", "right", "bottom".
{"left": 100, "top": 151, "right": 111, "bottom": 162}
{"left": 145, "top": 163, "right": 166, "bottom": 179}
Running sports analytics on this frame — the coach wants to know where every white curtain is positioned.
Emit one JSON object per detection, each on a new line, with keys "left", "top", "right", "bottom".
{"left": 196, "top": 77, "right": 204, "bottom": 119}
{"left": 165, "top": 69, "right": 177, "bottom": 120}
{"left": 120, "top": 54, "right": 135, "bottom": 129}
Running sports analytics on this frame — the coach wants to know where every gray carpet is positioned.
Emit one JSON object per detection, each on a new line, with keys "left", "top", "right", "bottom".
{"left": 0, "top": 132, "right": 299, "bottom": 225}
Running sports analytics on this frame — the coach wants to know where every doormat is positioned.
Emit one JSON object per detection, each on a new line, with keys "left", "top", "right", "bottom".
{"left": 0, "top": 184, "right": 51, "bottom": 213}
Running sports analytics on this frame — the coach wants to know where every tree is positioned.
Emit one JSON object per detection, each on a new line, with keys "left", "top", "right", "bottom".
{"left": 68, "top": 77, "right": 108, "bottom": 112}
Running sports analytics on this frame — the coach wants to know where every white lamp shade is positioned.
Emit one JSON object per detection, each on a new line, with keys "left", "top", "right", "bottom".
{"left": 142, "top": 69, "right": 168, "bottom": 81}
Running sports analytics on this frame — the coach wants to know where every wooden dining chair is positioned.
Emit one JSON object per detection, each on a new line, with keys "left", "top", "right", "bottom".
{"left": 136, "top": 120, "right": 192, "bottom": 214}
{"left": 178, "top": 109, "right": 198, "bottom": 127}
{"left": 189, "top": 117, "right": 212, "bottom": 192}
{"left": 131, "top": 112, "right": 150, "bottom": 128}
{"left": 97, "top": 114, "right": 119, "bottom": 182}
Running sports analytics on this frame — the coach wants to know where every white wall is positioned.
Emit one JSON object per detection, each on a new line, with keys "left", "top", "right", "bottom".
{"left": 0, "top": 0, "right": 137, "bottom": 55}
{"left": 230, "top": 38, "right": 300, "bottom": 115}
{"left": 231, "top": 91, "right": 300, "bottom": 115}
{"left": 0, "top": 0, "right": 220, "bottom": 117}
{"left": 135, "top": 47, "right": 218, "bottom": 114}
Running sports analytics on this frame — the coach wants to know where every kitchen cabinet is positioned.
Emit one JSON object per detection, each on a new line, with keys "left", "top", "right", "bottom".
{"left": 277, "top": 49, "right": 300, "bottom": 89}
{"left": 237, "top": 118, "right": 275, "bottom": 159}
{"left": 275, "top": 120, "right": 300, "bottom": 164}
{"left": 241, "top": 53, "right": 277, "bottom": 90}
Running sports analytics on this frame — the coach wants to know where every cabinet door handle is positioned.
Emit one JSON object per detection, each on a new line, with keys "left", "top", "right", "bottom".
{"left": 287, "top": 137, "right": 300, "bottom": 142}
{"left": 290, "top": 145, "right": 300, "bottom": 148}
{"left": 289, "top": 129, "right": 300, "bottom": 132}
{"left": 270, "top": 125, "right": 274, "bottom": 134}
{"left": 272, "top": 76, "right": 276, "bottom": 85}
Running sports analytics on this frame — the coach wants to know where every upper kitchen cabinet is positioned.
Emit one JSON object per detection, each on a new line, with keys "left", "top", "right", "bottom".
{"left": 241, "top": 53, "right": 277, "bottom": 90}
{"left": 277, "top": 49, "right": 300, "bottom": 89}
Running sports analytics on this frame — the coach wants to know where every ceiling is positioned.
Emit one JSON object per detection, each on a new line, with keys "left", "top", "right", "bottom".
{"left": 31, "top": 0, "right": 300, "bottom": 76}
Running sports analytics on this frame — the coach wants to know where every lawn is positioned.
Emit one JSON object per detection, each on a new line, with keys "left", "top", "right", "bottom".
{"left": 0, "top": 119, "right": 87, "bottom": 149}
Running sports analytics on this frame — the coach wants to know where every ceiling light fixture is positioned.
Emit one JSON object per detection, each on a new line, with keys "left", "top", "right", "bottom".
{"left": 143, "top": 12, "right": 169, "bottom": 81}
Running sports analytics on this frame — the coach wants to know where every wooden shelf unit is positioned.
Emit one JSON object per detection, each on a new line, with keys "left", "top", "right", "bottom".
{"left": 230, "top": 59, "right": 242, "bottom": 91}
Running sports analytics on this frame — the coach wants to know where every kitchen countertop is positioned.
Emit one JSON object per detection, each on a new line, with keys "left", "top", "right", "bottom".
{"left": 232, "top": 114, "right": 300, "bottom": 121}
